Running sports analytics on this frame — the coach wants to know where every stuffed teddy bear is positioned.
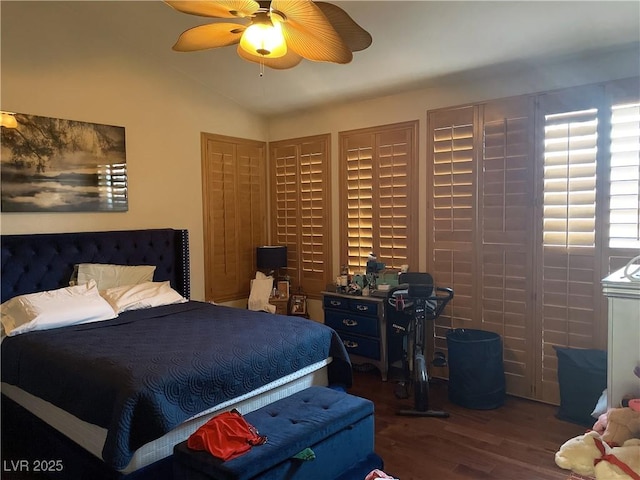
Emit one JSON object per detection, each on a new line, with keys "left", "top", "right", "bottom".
{"left": 556, "top": 431, "right": 640, "bottom": 480}
{"left": 593, "top": 438, "right": 640, "bottom": 480}
{"left": 595, "top": 407, "right": 640, "bottom": 446}
{"left": 555, "top": 430, "right": 606, "bottom": 477}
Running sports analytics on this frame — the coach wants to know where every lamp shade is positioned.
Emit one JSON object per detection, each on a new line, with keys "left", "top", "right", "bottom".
{"left": 256, "top": 246, "right": 287, "bottom": 270}
{"left": 239, "top": 13, "right": 287, "bottom": 59}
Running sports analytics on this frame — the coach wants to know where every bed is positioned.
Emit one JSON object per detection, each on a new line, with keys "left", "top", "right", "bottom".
{"left": 0, "top": 228, "right": 351, "bottom": 480}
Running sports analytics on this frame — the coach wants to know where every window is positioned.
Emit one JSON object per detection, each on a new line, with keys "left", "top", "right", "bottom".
{"left": 339, "top": 121, "right": 418, "bottom": 274}
{"left": 539, "top": 87, "right": 640, "bottom": 264}
{"left": 426, "top": 77, "right": 639, "bottom": 404}
{"left": 609, "top": 102, "right": 640, "bottom": 250}
{"left": 536, "top": 86, "right": 639, "bottom": 403}
{"left": 269, "top": 135, "right": 331, "bottom": 298}
{"left": 542, "top": 108, "right": 598, "bottom": 248}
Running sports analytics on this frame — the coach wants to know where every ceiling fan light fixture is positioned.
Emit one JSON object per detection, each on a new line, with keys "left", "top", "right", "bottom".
{"left": 165, "top": 1, "right": 371, "bottom": 69}
{"left": 0, "top": 111, "right": 17, "bottom": 129}
{"left": 239, "top": 13, "right": 287, "bottom": 58}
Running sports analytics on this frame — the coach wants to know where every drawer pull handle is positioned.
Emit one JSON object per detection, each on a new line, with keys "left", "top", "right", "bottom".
{"left": 356, "top": 305, "right": 369, "bottom": 311}
{"left": 343, "top": 319, "right": 358, "bottom": 327}
{"left": 343, "top": 340, "right": 359, "bottom": 349}
{"left": 330, "top": 300, "right": 341, "bottom": 306}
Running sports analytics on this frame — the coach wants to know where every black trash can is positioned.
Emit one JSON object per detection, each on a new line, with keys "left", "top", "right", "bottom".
{"left": 446, "top": 329, "right": 506, "bottom": 409}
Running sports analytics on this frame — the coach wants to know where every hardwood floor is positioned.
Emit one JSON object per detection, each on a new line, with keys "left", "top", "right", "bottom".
{"left": 349, "top": 368, "right": 587, "bottom": 480}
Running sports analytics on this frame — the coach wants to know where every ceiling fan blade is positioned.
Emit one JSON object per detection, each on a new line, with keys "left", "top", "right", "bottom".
{"left": 315, "top": 2, "right": 372, "bottom": 52}
{"left": 164, "top": 1, "right": 259, "bottom": 18}
{"left": 272, "top": 0, "right": 352, "bottom": 64}
{"left": 237, "top": 46, "right": 303, "bottom": 69}
{"left": 173, "top": 23, "right": 245, "bottom": 52}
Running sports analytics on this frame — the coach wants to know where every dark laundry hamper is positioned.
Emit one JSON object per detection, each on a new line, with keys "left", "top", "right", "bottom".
{"left": 446, "top": 329, "right": 506, "bottom": 409}
{"left": 554, "top": 346, "right": 607, "bottom": 427}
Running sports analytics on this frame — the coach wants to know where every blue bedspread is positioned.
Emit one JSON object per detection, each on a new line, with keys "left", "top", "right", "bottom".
{"left": 1, "top": 301, "right": 352, "bottom": 470}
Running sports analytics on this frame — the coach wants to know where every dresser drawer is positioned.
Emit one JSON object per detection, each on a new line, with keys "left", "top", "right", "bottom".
{"left": 324, "top": 295, "right": 381, "bottom": 316}
{"left": 349, "top": 299, "right": 379, "bottom": 316}
{"left": 323, "top": 296, "right": 349, "bottom": 310}
{"left": 338, "top": 332, "right": 381, "bottom": 360}
{"left": 324, "top": 310, "right": 379, "bottom": 337}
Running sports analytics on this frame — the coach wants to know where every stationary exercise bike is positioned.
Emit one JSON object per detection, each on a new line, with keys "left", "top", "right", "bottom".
{"left": 387, "top": 273, "right": 453, "bottom": 417}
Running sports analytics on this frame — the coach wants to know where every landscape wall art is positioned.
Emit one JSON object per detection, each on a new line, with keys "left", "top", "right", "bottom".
{"left": 1, "top": 113, "right": 127, "bottom": 212}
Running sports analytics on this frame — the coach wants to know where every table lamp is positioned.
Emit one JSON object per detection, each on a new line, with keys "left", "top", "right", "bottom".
{"left": 256, "top": 245, "right": 287, "bottom": 278}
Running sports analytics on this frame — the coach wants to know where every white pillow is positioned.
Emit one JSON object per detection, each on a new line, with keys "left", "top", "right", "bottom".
{"left": 76, "top": 263, "right": 156, "bottom": 290}
{"left": 101, "top": 281, "right": 186, "bottom": 314}
{"left": 1, "top": 280, "right": 117, "bottom": 337}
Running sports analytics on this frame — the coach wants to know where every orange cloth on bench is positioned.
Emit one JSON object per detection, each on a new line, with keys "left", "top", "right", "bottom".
{"left": 188, "top": 409, "right": 267, "bottom": 461}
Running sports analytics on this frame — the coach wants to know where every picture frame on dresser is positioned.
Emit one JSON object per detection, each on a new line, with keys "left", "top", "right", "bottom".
{"left": 277, "top": 280, "right": 290, "bottom": 298}
{"left": 289, "top": 293, "right": 307, "bottom": 316}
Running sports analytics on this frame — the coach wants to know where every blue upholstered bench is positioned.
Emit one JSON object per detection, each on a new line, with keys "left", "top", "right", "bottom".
{"left": 173, "top": 386, "right": 383, "bottom": 480}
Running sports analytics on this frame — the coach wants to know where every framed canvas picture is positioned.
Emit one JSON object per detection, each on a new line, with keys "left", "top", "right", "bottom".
{"left": 289, "top": 293, "right": 307, "bottom": 317}
{"left": 0, "top": 112, "right": 127, "bottom": 212}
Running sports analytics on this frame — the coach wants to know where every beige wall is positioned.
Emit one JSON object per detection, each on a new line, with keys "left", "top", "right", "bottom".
{"left": 0, "top": 1, "right": 268, "bottom": 301}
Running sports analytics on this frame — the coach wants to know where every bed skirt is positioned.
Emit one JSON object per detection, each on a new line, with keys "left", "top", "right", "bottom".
{"left": 1, "top": 361, "right": 330, "bottom": 479}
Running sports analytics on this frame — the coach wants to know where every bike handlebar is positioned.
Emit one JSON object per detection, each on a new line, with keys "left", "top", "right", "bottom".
{"left": 388, "top": 283, "right": 454, "bottom": 319}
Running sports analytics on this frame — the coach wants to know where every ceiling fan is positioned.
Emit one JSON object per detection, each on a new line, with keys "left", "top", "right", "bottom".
{"left": 165, "top": 0, "right": 372, "bottom": 70}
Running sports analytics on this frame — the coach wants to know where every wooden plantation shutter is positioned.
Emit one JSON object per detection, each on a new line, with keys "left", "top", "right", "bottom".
{"left": 342, "top": 131, "right": 374, "bottom": 271}
{"left": 377, "top": 126, "right": 414, "bottom": 267}
{"left": 427, "top": 100, "right": 536, "bottom": 398}
{"left": 426, "top": 78, "right": 639, "bottom": 403}
{"left": 536, "top": 86, "right": 603, "bottom": 404}
{"left": 605, "top": 78, "right": 640, "bottom": 275}
{"left": 609, "top": 101, "right": 640, "bottom": 251}
{"left": 202, "top": 133, "right": 267, "bottom": 302}
{"left": 299, "top": 140, "right": 330, "bottom": 295}
{"left": 427, "top": 106, "right": 477, "bottom": 345}
{"left": 479, "top": 97, "right": 535, "bottom": 398}
{"left": 270, "top": 135, "right": 331, "bottom": 297}
{"left": 542, "top": 109, "right": 598, "bottom": 248}
{"left": 340, "top": 121, "right": 418, "bottom": 274}
{"left": 238, "top": 143, "right": 266, "bottom": 288}
{"left": 535, "top": 80, "right": 639, "bottom": 404}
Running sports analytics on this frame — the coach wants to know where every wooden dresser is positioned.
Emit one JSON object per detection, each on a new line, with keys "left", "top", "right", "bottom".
{"left": 322, "top": 291, "right": 388, "bottom": 381}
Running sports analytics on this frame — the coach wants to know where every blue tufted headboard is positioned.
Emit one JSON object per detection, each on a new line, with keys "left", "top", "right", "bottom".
{"left": 1, "top": 228, "right": 190, "bottom": 303}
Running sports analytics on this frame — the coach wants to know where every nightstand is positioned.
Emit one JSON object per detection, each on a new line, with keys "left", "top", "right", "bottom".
{"left": 269, "top": 296, "right": 289, "bottom": 315}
